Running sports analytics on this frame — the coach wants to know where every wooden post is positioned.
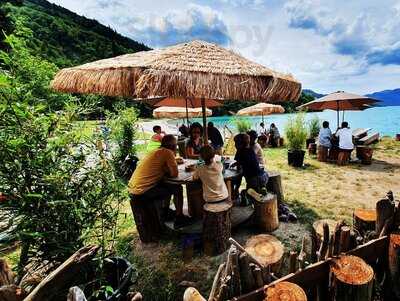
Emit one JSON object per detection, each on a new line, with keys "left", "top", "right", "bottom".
{"left": 265, "top": 281, "right": 307, "bottom": 301}
{"left": 330, "top": 255, "right": 374, "bottom": 301}
{"left": 266, "top": 171, "right": 284, "bottom": 203}
{"left": 250, "top": 264, "right": 264, "bottom": 288}
{"left": 353, "top": 208, "right": 376, "bottom": 236}
{"left": 208, "top": 263, "right": 224, "bottom": 301}
{"left": 203, "top": 201, "right": 232, "bottom": 256}
{"left": 230, "top": 246, "right": 241, "bottom": 297}
{"left": 388, "top": 231, "right": 400, "bottom": 298}
{"left": 313, "top": 219, "right": 338, "bottom": 247}
{"left": 201, "top": 98, "right": 208, "bottom": 144}
{"left": 245, "top": 234, "right": 284, "bottom": 274}
{"left": 338, "top": 226, "right": 351, "bottom": 254}
{"left": 252, "top": 192, "right": 279, "bottom": 232}
{"left": 376, "top": 197, "right": 395, "bottom": 235}
{"left": 289, "top": 251, "right": 298, "bottom": 274}
{"left": 238, "top": 253, "right": 256, "bottom": 294}
{"left": 317, "top": 222, "right": 329, "bottom": 261}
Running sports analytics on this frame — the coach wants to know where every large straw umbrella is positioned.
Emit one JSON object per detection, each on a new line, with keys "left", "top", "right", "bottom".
{"left": 297, "top": 91, "right": 378, "bottom": 128}
{"left": 237, "top": 103, "right": 285, "bottom": 122}
{"left": 51, "top": 40, "right": 301, "bottom": 142}
{"left": 153, "top": 106, "right": 212, "bottom": 119}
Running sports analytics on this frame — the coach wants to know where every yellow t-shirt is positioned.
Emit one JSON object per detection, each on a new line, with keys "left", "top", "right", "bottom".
{"left": 128, "top": 148, "right": 177, "bottom": 195}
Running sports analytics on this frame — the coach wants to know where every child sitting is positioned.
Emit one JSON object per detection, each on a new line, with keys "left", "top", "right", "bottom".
{"left": 232, "top": 133, "right": 268, "bottom": 193}
{"left": 147, "top": 125, "right": 165, "bottom": 152}
{"left": 192, "top": 145, "right": 229, "bottom": 203}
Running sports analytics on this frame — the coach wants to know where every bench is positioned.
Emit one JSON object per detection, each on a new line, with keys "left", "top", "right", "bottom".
{"left": 358, "top": 132, "right": 379, "bottom": 145}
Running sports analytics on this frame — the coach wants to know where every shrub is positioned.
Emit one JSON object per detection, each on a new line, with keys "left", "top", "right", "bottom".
{"left": 285, "top": 114, "right": 308, "bottom": 150}
{"left": 232, "top": 117, "right": 252, "bottom": 133}
{"left": 308, "top": 116, "right": 320, "bottom": 138}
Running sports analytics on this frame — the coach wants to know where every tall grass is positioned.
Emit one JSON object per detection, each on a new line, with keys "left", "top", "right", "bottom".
{"left": 308, "top": 116, "right": 320, "bottom": 138}
{"left": 285, "top": 113, "right": 308, "bottom": 150}
{"left": 232, "top": 117, "right": 252, "bottom": 133}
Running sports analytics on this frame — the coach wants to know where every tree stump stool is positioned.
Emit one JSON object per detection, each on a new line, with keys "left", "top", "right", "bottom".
{"left": 356, "top": 146, "right": 373, "bottom": 165}
{"left": 253, "top": 193, "right": 279, "bottom": 232}
{"left": 308, "top": 143, "right": 317, "bottom": 156}
{"left": 328, "top": 147, "right": 339, "bottom": 162}
{"left": 317, "top": 145, "right": 329, "bottom": 162}
{"left": 353, "top": 208, "right": 376, "bottom": 236}
{"left": 203, "top": 201, "right": 232, "bottom": 256}
{"left": 266, "top": 171, "right": 284, "bottom": 203}
{"left": 389, "top": 231, "right": 400, "bottom": 298}
{"left": 330, "top": 255, "right": 374, "bottom": 301}
{"left": 187, "top": 182, "right": 205, "bottom": 219}
{"left": 245, "top": 234, "right": 284, "bottom": 273}
{"left": 265, "top": 281, "right": 307, "bottom": 301}
{"left": 337, "top": 151, "right": 350, "bottom": 165}
{"left": 129, "top": 197, "right": 163, "bottom": 243}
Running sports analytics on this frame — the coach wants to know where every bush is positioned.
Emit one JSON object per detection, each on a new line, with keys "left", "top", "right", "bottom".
{"left": 285, "top": 114, "right": 308, "bottom": 150}
{"left": 308, "top": 116, "right": 320, "bottom": 138}
{"left": 232, "top": 117, "right": 252, "bottom": 133}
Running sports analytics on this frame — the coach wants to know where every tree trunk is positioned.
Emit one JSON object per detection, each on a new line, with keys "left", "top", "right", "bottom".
{"left": 388, "top": 231, "right": 400, "bottom": 299}
{"left": 23, "top": 245, "right": 99, "bottom": 301}
{"left": 376, "top": 198, "right": 395, "bottom": 235}
{"left": 203, "top": 201, "right": 232, "bottom": 256}
{"left": 253, "top": 193, "right": 279, "bottom": 232}
{"left": 330, "top": 255, "right": 374, "bottom": 301}
{"left": 265, "top": 281, "right": 307, "bottom": 301}
{"left": 266, "top": 172, "right": 284, "bottom": 203}
{"left": 245, "top": 234, "right": 284, "bottom": 274}
{"left": 353, "top": 208, "right": 376, "bottom": 236}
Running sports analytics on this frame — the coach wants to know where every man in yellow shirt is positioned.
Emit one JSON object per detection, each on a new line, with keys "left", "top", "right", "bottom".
{"left": 128, "top": 135, "right": 191, "bottom": 228}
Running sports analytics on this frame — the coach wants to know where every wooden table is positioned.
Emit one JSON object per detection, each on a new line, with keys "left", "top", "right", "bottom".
{"left": 165, "top": 159, "right": 242, "bottom": 219}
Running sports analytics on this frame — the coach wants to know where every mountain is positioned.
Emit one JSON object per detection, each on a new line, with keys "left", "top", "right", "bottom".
{"left": 366, "top": 89, "right": 400, "bottom": 107}
{"left": 302, "top": 89, "right": 325, "bottom": 99}
{"left": 1, "top": 0, "right": 150, "bottom": 67}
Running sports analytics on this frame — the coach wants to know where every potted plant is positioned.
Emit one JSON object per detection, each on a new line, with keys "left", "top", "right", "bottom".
{"left": 285, "top": 114, "right": 308, "bottom": 167}
{"left": 232, "top": 117, "right": 252, "bottom": 133}
{"left": 306, "top": 116, "right": 320, "bottom": 148}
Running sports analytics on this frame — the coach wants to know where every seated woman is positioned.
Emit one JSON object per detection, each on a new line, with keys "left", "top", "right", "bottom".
{"left": 192, "top": 145, "right": 229, "bottom": 203}
{"left": 247, "top": 130, "right": 265, "bottom": 168}
{"left": 185, "top": 122, "right": 204, "bottom": 159}
{"left": 268, "top": 123, "right": 280, "bottom": 147}
{"left": 318, "top": 121, "right": 332, "bottom": 149}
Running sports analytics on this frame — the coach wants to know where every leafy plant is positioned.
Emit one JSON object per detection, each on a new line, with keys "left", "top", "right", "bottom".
{"left": 285, "top": 114, "right": 308, "bottom": 150}
{"left": 232, "top": 117, "right": 252, "bottom": 133}
{"left": 308, "top": 116, "right": 320, "bottom": 138}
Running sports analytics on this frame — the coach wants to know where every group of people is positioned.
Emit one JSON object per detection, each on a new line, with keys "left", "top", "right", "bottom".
{"left": 318, "top": 121, "right": 354, "bottom": 154}
{"left": 129, "top": 122, "right": 269, "bottom": 229}
{"left": 257, "top": 122, "right": 281, "bottom": 148}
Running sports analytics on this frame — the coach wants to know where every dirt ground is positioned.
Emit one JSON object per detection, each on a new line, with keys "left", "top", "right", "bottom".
{"left": 117, "top": 137, "right": 400, "bottom": 300}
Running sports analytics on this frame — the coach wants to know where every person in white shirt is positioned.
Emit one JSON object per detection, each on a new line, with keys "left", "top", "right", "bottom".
{"left": 192, "top": 145, "right": 229, "bottom": 203}
{"left": 247, "top": 130, "right": 265, "bottom": 168}
{"left": 335, "top": 121, "right": 354, "bottom": 152}
{"left": 318, "top": 121, "right": 332, "bottom": 148}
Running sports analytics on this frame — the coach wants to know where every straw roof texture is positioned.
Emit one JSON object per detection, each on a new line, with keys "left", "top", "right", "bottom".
{"left": 152, "top": 106, "right": 212, "bottom": 119}
{"left": 237, "top": 103, "right": 285, "bottom": 116}
{"left": 51, "top": 40, "right": 301, "bottom": 102}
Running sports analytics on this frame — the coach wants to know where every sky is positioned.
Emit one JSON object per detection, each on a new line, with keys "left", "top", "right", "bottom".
{"left": 49, "top": 0, "right": 400, "bottom": 95}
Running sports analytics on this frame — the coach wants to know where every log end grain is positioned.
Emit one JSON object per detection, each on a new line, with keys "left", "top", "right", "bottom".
{"left": 354, "top": 209, "right": 376, "bottom": 222}
{"left": 245, "top": 234, "right": 284, "bottom": 268}
{"left": 331, "top": 255, "right": 374, "bottom": 285}
{"left": 264, "top": 281, "right": 307, "bottom": 301}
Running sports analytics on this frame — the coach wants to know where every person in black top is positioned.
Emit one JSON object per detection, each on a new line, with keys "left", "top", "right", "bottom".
{"left": 208, "top": 122, "right": 224, "bottom": 155}
{"left": 185, "top": 122, "right": 204, "bottom": 159}
{"left": 232, "top": 133, "right": 268, "bottom": 193}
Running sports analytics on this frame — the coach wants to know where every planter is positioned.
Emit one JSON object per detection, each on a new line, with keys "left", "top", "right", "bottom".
{"left": 288, "top": 150, "right": 305, "bottom": 167}
{"left": 306, "top": 138, "right": 315, "bottom": 149}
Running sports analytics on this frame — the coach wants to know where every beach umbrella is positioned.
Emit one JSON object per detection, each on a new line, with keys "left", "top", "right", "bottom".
{"left": 237, "top": 103, "right": 285, "bottom": 122}
{"left": 296, "top": 91, "right": 378, "bottom": 128}
{"left": 51, "top": 40, "right": 301, "bottom": 142}
{"left": 153, "top": 106, "right": 212, "bottom": 119}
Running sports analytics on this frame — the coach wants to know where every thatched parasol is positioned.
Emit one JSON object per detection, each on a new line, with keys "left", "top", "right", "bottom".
{"left": 52, "top": 40, "right": 301, "bottom": 141}
{"left": 153, "top": 106, "right": 212, "bottom": 119}
{"left": 297, "top": 91, "right": 378, "bottom": 128}
{"left": 237, "top": 103, "right": 284, "bottom": 122}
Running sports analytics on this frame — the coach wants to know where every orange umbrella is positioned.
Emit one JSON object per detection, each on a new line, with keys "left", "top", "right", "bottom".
{"left": 153, "top": 106, "right": 212, "bottom": 119}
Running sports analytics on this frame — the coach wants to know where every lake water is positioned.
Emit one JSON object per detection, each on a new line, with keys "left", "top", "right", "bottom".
{"left": 190, "top": 106, "right": 400, "bottom": 137}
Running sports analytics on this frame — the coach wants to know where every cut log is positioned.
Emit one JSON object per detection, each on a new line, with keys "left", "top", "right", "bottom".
{"left": 0, "top": 285, "right": 25, "bottom": 301}
{"left": 317, "top": 222, "right": 329, "bottom": 261}
{"left": 388, "top": 231, "right": 400, "bottom": 298}
{"left": 229, "top": 238, "right": 264, "bottom": 267}
{"left": 187, "top": 182, "right": 206, "bottom": 219}
{"left": 264, "top": 281, "right": 307, "bottom": 301}
{"left": 67, "top": 287, "right": 86, "bottom": 301}
{"left": 353, "top": 208, "right": 376, "bottom": 236}
{"left": 376, "top": 198, "right": 395, "bottom": 235}
{"left": 313, "top": 219, "right": 338, "bottom": 246}
{"left": 183, "top": 287, "right": 206, "bottom": 301}
{"left": 289, "top": 251, "right": 298, "bottom": 274}
{"left": 332, "top": 221, "right": 346, "bottom": 256}
{"left": 238, "top": 253, "right": 256, "bottom": 294}
{"left": 0, "top": 259, "right": 14, "bottom": 286}
{"left": 252, "top": 193, "right": 279, "bottom": 232}
{"left": 203, "top": 201, "right": 232, "bottom": 256}
{"left": 317, "top": 145, "right": 328, "bottom": 162}
{"left": 245, "top": 234, "right": 284, "bottom": 274}
{"left": 297, "top": 235, "right": 307, "bottom": 270}
{"left": 330, "top": 255, "right": 374, "bottom": 301}
{"left": 230, "top": 246, "right": 241, "bottom": 297}
{"left": 23, "top": 245, "right": 99, "bottom": 301}
{"left": 310, "top": 227, "right": 318, "bottom": 263}
{"left": 338, "top": 226, "right": 351, "bottom": 254}
{"left": 266, "top": 172, "right": 284, "bottom": 203}
{"left": 337, "top": 151, "right": 350, "bottom": 165}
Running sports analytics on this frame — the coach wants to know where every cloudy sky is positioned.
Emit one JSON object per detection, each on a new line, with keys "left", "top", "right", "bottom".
{"left": 49, "top": 0, "right": 400, "bottom": 94}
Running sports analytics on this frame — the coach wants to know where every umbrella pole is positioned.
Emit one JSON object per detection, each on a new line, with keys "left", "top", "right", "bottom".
{"left": 342, "top": 110, "right": 345, "bottom": 123}
{"left": 201, "top": 97, "right": 208, "bottom": 145}
{"left": 336, "top": 100, "right": 340, "bottom": 129}
{"left": 262, "top": 112, "right": 264, "bottom": 123}
{"left": 185, "top": 98, "right": 189, "bottom": 127}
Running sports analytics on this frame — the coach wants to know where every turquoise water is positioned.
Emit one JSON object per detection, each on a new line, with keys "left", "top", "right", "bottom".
{"left": 192, "top": 106, "right": 400, "bottom": 137}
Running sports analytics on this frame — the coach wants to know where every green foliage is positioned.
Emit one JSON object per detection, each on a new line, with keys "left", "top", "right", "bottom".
{"left": 213, "top": 100, "right": 257, "bottom": 116}
{"left": 232, "top": 117, "right": 252, "bottom": 133}
{"left": 285, "top": 113, "right": 308, "bottom": 150}
{"left": 281, "top": 92, "right": 315, "bottom": 113}
{"left": 308, "top": 116, "right": 320, "bottom": 138}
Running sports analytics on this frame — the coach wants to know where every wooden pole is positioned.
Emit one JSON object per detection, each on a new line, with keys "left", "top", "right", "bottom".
{"left": 338, "top": 226, "right": 351, "bottom": 254}
{"left": 238, "top": 253, "right": 256, "bottom": 294}
{"left": 376, "top": 197, "right": 395, "bottom": 235}
{"left": 201, "top": 97, "right": 208, "bottom": 145}
{"left": 185, "top": 98, "right": 189, "bottom": 126}
{"left": 289, "top": 251, "right": 298, "bottom": 274}
{"left": 388, "top": 231, "right": 400, "bottom": 298}
{"left": 208, "top": 264, "right": 224, "bottom": 301}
